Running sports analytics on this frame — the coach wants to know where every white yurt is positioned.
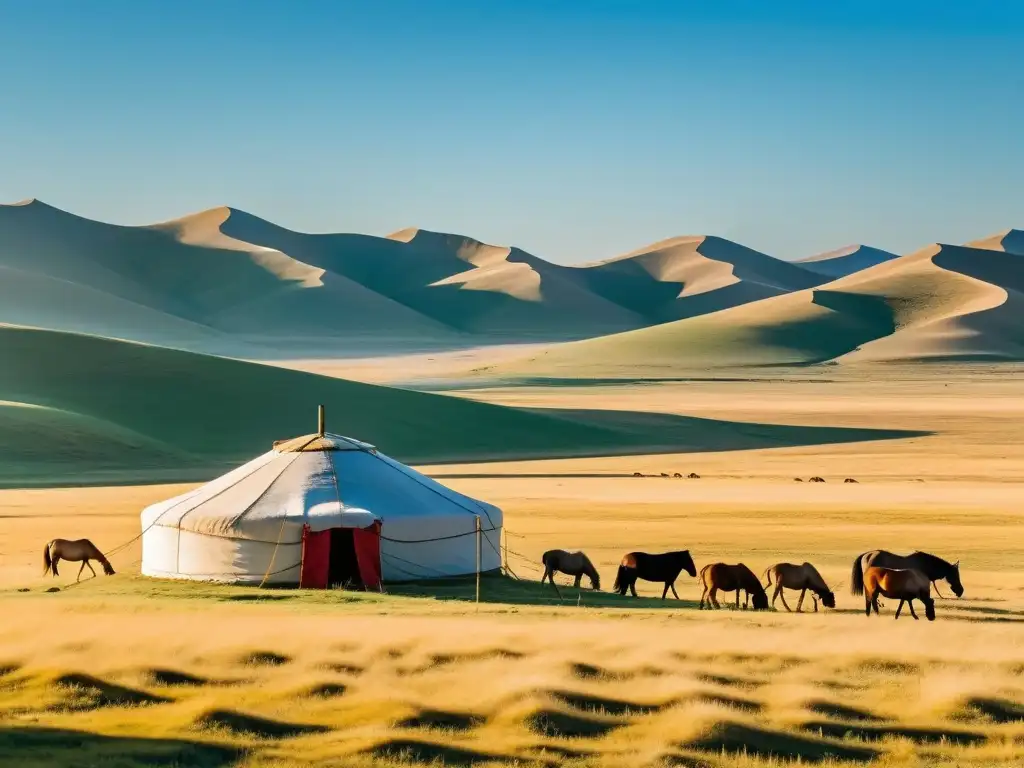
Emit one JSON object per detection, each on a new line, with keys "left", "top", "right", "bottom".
{"left": 140, "top": 408, "right": 503, "bottom": 588}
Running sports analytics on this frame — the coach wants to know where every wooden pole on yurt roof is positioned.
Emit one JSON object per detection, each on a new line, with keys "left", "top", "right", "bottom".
{"left": 318, "top": 404, "right": 325, "bottom": 437}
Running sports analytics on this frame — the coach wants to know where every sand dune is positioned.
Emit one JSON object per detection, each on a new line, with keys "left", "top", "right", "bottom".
{"left": 492, "top": 242, "right": 1024, "bottom": 377}
{"left": 966, "top": 228, "right": 1024, "bottom": 256}
{"left": 0, "top": 200, "right": 839, "bottom": 351}
{"left": 572, "top": 235, "right": 825, "bottom": 322}
{"left": 796, "top": 244, "right": 898, "bottom": 278}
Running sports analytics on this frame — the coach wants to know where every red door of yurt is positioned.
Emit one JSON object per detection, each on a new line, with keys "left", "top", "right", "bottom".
{"left": 300, "top": 523, "right": 381, "bottom": 590}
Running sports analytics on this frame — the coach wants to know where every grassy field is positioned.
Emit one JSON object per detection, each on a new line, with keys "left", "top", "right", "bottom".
{"left": 1, "top": 370, "right": 1023, "bottom": 766}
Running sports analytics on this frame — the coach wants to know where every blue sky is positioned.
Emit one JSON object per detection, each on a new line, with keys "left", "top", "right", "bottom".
{"left": 1, "top": 1, "right": 1021, "bottom": 263}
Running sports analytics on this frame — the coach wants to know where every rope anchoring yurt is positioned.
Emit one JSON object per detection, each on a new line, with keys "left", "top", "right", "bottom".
{"left": 140, "top": 405, "right": 503, "bottom": 588}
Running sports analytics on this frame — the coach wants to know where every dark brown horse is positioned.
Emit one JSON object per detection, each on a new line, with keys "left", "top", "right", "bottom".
{"left": 613, "top": 550, "right": 696, "bottom": 599}
{"left": 541, "top": 550, "right": 601, "bottom": 590}
{"left": 43, "top": 539, "right": 114, "bottom": 581}
{"left": 700, "top": 563, "right": 769, "bottom": 610}
{"left": 852, "top": 550, "right": 962, "bottom": 599}
{"left": 863, "top": 566, "right": 935, "bottom": 620}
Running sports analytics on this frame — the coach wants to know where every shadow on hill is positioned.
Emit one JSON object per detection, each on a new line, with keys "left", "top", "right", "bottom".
{"left": 531, "top": 407, "right": 928, "bottom": 455}
{"left": 0, "top": 726, "right": 242, "bottom": 768}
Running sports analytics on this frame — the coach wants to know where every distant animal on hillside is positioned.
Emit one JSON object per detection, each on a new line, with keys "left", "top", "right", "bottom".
{"left": 700, "top": 563, "right": 769, "bottom": 610}
{"left": 862, "top": 566, "right": 935, "bottom": 620}
{"left": 809, "top": 476, "right": 826, "bottom": 483}
{"left": 673, "top": 472, "right": 682, "bottom": 478}
{"left": 632, "top": 472, "right": 643, "bottom": 477}
{"left": 794, "top": 477, "right": 804, "bottom": 482}
{"left": 541, "top": 550, "right": 600, "bottom": 591}
{"left": 763, "top": 562, "right": 836, "bottom": 612}
{"left": 614, "top": 551, "right": 696, "bottom": 600}
{"left": 43, "top": 539, "right": 115, "bottom": 581}
{"left": 687, "top": 472, "right": 700, "bottom": 479}
{"left": 851, "top": 550, "right": 962, "bottom": 599}
{"left": 844, "top": 478, "right": 859, "bottom": 483}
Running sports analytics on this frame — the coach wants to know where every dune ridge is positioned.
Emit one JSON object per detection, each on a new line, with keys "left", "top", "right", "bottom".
{"left": 492, "top": 241, "right": 1024, "bottom": 377}
{"left": 0, "top": 200, "right": 831, "bottom": 351}
{"left": 796, "top": 244, "right": 898, "bottom": 278}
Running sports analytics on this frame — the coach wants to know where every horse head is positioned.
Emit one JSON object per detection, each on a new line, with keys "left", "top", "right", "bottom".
{"left": 678, "top": 551, "right": 697, "bottom": 578}
{"left": 819, "top": 590, "right": 836, "bottom": 609}
{"left": 751, "top": 591, "right": 770, "bottom": 611}
{"left": 923, "top": 596, "right": 937, "bottom": 621}
{"left": 948, "top": 560, "right": 964, "bottom": 597}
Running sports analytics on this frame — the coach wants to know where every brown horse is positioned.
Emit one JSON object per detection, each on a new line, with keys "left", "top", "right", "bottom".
{"left": 700, "top": 563, "right": 769, "bottom": 610}
{"left": 863, "top": 566, "right": 935, "bottom": 620}
{"left": 763, "top": 562, "right": 836, "bottom": 612}
{"left": 43, "top": 539, "right": 115, "bottom": 581}
{"left": 541, "top": 550, "right": 601, "bottom": 590}
{"left": 613, "top": 551, "right": 696, "bottom": 599}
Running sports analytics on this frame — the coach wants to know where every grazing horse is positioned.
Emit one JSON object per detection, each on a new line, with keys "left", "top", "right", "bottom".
{"left": 541, "top": 550, "right": 601, "bottom": 590}
{"left": 43, "top": 539, "right": 115, "bottom": 581}
{"left": 700, "top": 563, "right": 770, "bottom": 610}
{"left": 851, "top": 550, "right": 962, "bottom": 599}
{"left": 613, "top": 551, "right": 696, "bottom": 599}
{"left": 863, "top": 567, "right": 935, "bottom": 620}
{"left": 763, "top": 562, "right": 836, "bottom": 612}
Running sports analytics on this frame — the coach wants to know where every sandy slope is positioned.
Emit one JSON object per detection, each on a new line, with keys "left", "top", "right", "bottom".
{"left": 490, "top": 242, "right": 1024, "bottom": 377}
{"left": 0, "top": 201, "right": 461, "bottom": 355}
{"left": 0, "top": 200, "right": 836, "bottom": 351}
{"left": 967, "top": 228, "right": 1024, "bottom": 256}
{"left": 572, "top": 235, "right": 825, "bottom": 322}
{"left": 796, "top": 244, "right": 898, "bottom": 277}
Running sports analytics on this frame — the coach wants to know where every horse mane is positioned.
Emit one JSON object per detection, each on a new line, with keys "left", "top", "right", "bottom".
{"left": 909, "top": 551, "right": 954, "bottom": 573}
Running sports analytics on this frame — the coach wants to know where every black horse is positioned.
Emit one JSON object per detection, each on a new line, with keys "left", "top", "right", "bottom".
{"left": 613, "top": 550, "right": 697, "bottom": 599}
{"left": 851, "top": 550, "right": 963, "bottom": 599}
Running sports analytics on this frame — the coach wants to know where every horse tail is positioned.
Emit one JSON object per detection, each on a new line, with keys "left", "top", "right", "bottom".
{"left": 762, "top": 567, "right": 772, "bottom": 587}
{"left": 612, "top": 564, "right": 629, "bottom": 593}
{"left": 42, "top": 542, "right": 52, "bottom": 576}
{"left": 851, "top": 552, "right": 867, "bottom": 596}
{"left": 699, "top": 563, "right": 712, "bottom": 587}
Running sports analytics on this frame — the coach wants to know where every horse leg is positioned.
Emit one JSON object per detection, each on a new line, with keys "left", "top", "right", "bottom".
{"left": 574, "top": 574, "right": 582, "bottom": 588}
{"left": 778, "top": 589, "right": 793, "bottom": 612}
{"left": 77, "top": 561, "right": 86, "bottom": 582}
{"left": 661, "top": 581, "right": 670, "bottom": 600}
{"left": 812, "top": 595, "right": 819, "bottom": 613}
{"left": 895, "top": 599, "right": 904, "bottom": 619}
{"left": 735, "top": 590, "right": 740, "bottom": 610}
{"left": 908, "top": 599, "right": 919, "bottom": 620}
{"left": 870, "top": 589, "right": 881, "bottom": 615}
{"left": 629, "top": 578, "right": 638, "bottom": 598}
{"left": 865, "top": 593, "right": 872, "bottom": 617}
{"left": 796, "top": 589, "right": 807, "bottom": 613}
{"left": 709, "top": 587, "right": 721, "bottom": 609}
{"left": 86, "top": 560, "right": 97, "bottom": 578}
{"left": 669, "top": 582, "right": 680, "bottom": 600}
{"left": 700, "top": 584, "right": 709, "bottom": 609}
{"left": 51, "top": 556, "right": 59, "bottom": 577}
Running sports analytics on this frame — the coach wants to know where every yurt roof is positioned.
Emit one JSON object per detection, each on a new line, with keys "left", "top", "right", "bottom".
{"left": 273, "top": 432, "right": 376, "bottom": 453}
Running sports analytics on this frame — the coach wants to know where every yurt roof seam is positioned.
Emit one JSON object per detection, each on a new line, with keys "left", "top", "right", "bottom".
{"left": 145, "top": 563, "right": 300, "bottom": 580}
{"left": 376, "top": 453, "right": 496, "bottom": 528}
{"left": 180, "top": 450, "right": 305, "bottom": 531}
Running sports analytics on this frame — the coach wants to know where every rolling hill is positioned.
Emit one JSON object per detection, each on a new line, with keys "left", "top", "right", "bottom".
{"left": 490, "top": 240, "right": 1024, "bottom": 378}
{"left": 0, "top": 200, "right": 831, "bottom": 352}
{"left": 0, "top": 326, "right": 905, "bottom": 485}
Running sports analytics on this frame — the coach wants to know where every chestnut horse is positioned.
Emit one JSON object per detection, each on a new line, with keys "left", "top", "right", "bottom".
{"left": 541, "top": 550, "right": 601, "bottom": 590}
{"left": 700, "top": 563, "right": 769, "bottom": 610}
{"left": 763, "top": 562, "right": 836, "bottom": 612}
{"left": 43, "top": 539, "right": 115, "bottom": 581}
{"left": 863, "top": 566, "right": 935, "bottom": 620}
{"left": 613, "top": 551, "right": 696, "bottom": 599}
{"left": 852, "top": 550, "right": 962, "bottom": 599}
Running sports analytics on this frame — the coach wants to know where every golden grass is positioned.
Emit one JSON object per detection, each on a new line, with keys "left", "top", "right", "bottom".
{"left": 2, "top": 371, "right": 1024, "bottom": 766}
